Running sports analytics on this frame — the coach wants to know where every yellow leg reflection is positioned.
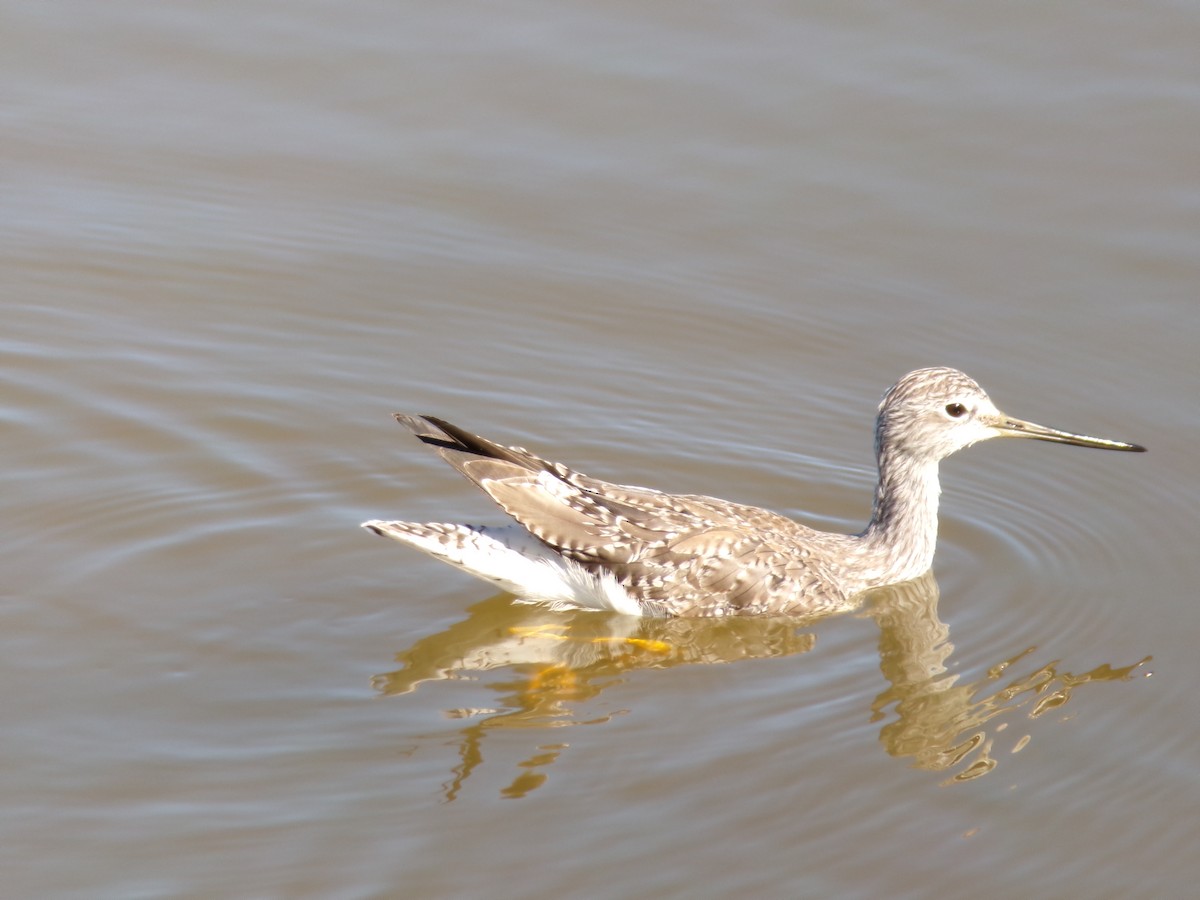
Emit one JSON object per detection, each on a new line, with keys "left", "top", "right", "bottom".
{"left": 377, "top": 592, "right": 819, "bottom": 800}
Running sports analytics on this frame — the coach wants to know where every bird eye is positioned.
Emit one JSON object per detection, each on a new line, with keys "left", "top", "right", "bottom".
{"left": 945, "top": 403, "right": 968, "bottom": 418}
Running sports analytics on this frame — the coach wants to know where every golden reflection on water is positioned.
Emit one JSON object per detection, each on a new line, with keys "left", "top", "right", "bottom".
{"left": 864, "top": 578, "right": 1151, "bottom": 785}
{"left": 373, "top": 597, "right": 818, "bottom": 800}
{"left": 375, "top": 574, "right": 1149, "bottom": 799}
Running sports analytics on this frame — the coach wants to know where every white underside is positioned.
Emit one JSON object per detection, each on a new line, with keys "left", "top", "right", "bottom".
{"left": 362, "top": 520, "right": 644, "bottom": 616}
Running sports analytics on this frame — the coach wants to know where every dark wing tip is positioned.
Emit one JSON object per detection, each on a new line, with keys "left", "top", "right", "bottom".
{"left": 390, "top": 413, "right": 468, "bottom": 453}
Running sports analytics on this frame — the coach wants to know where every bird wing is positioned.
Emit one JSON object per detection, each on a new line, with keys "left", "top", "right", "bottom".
{"left": 397, "top": 415, "right": 849, "bottom": 615}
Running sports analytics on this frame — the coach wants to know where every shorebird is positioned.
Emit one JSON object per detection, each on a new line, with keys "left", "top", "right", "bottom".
{"left": 363, "top": 367, "right": 1144, "bottom": 617}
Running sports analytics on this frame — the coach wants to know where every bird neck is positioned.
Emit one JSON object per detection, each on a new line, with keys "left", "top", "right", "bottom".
{"left": 858, "top": 449, "right": 942, "bottom": 587}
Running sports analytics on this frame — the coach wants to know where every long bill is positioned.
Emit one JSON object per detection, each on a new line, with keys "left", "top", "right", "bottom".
{"left": 994, "top": 416, "right": 1146, "bottom": 452}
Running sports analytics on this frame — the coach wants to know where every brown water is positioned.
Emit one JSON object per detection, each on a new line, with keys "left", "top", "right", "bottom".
{"left": 4, "top": 2, "right": 1198, "bottom": 896}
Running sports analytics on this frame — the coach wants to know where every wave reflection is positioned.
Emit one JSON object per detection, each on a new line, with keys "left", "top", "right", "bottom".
{"left": 375, "top": 573, "right": 1149, "bottom": 799}
{"left": 864, "top": 577, "right": 1150, "bottom": 784}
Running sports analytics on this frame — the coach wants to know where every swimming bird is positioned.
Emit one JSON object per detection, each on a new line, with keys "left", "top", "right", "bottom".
{"left": 363, "top": 367, "right": 1144, "bottom": 617}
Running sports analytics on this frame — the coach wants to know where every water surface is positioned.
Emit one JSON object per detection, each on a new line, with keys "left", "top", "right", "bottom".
{"left": 3, "top": 1, "right": 1198, "bottom": 896}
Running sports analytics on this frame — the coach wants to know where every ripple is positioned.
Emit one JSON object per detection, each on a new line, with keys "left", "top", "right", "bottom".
{"left": 945, "top": 453, "right": 1148, "bottom": 573}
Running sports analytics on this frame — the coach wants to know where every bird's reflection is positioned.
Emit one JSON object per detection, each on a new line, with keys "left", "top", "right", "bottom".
{"left": 865, "top": 577, "right": 1150, "bottom": 784}
{"left": 375, "top": 572, "right": 1149, "bottom": 799}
